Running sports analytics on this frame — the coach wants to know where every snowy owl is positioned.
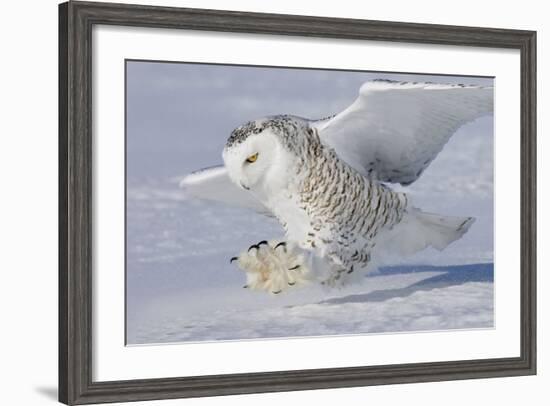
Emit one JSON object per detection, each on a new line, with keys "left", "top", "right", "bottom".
{"left": 181, "top": 79, "right": 493, "bottom": 294}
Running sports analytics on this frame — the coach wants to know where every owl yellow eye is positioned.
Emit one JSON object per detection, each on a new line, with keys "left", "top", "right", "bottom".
{"left": 245, "top": 153, "right": 259, "bottom": 163}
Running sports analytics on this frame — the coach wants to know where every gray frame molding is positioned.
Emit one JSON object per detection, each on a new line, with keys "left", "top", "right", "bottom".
{"left": 59, "top": 1, "right": 536, "bottom": 404}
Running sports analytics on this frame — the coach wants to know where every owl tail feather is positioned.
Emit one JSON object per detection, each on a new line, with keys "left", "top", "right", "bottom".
{"left": 380, "top": 209, "right": 475, "bottom": 257}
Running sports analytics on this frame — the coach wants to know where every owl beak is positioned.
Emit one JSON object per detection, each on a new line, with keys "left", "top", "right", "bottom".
{"left": 240, "top": 182, "right": 250, "bottom": 190}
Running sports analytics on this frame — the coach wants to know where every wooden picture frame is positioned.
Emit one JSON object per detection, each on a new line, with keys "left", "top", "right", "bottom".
{"left": 59, "top": 1, "right": 536, "bottom": 404}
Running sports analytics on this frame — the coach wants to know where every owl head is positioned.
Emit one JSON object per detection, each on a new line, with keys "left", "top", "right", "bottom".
{"left": 222, "top": 115, "right": 308, "bottom": 201}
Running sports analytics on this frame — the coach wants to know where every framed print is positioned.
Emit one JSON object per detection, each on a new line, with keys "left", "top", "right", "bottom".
{"left": 59, "top": 1, "right": 536, "bottom": 404}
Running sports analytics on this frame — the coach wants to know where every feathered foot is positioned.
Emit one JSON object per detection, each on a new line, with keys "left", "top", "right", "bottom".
{"left": 230, "top": 240, "right": 310, "bottom": 294}
{"left": 320, "top": 266, "right": 355, "bottom": 288}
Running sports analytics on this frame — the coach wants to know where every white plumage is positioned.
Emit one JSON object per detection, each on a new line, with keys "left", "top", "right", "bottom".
{"left": 181, "top": 80, "right": 493, "bottom": 294}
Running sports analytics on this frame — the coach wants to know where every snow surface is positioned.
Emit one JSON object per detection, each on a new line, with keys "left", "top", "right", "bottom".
{"left": 125, "top": 63, "right": 494, "bottom": 345}
{"left": 130, "top": 263, "right": 493, "bottom": 344}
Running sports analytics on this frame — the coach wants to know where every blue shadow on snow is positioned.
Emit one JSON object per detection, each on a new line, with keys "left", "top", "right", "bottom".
{"left": 320, "top": 263, "right": 493, "bottom": 305}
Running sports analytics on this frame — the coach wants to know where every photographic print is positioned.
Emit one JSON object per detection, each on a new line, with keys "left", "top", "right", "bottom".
{"left": 125, "top": 60, "right": 494, "bottom": 345}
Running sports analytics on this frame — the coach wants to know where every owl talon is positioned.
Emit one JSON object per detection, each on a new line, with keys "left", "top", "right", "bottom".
{"left": 274, "top": 241, "right": 286, "bottom": 251}
{"left": 288, "top": 265, "right": 300, "bottom": 270}
{"left": 230, "top": 256, "right": 239, "bottom": 263}
{"left": 232, "top": 240, "right": 310, "bottom": 294}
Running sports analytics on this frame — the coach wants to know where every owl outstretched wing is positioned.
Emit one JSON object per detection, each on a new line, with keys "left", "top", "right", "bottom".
{"left": 180, "top": 165, "right": 273, "bottom": 216}
{"left": 312, "top": 80, "right": 493, "bottom": 185}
